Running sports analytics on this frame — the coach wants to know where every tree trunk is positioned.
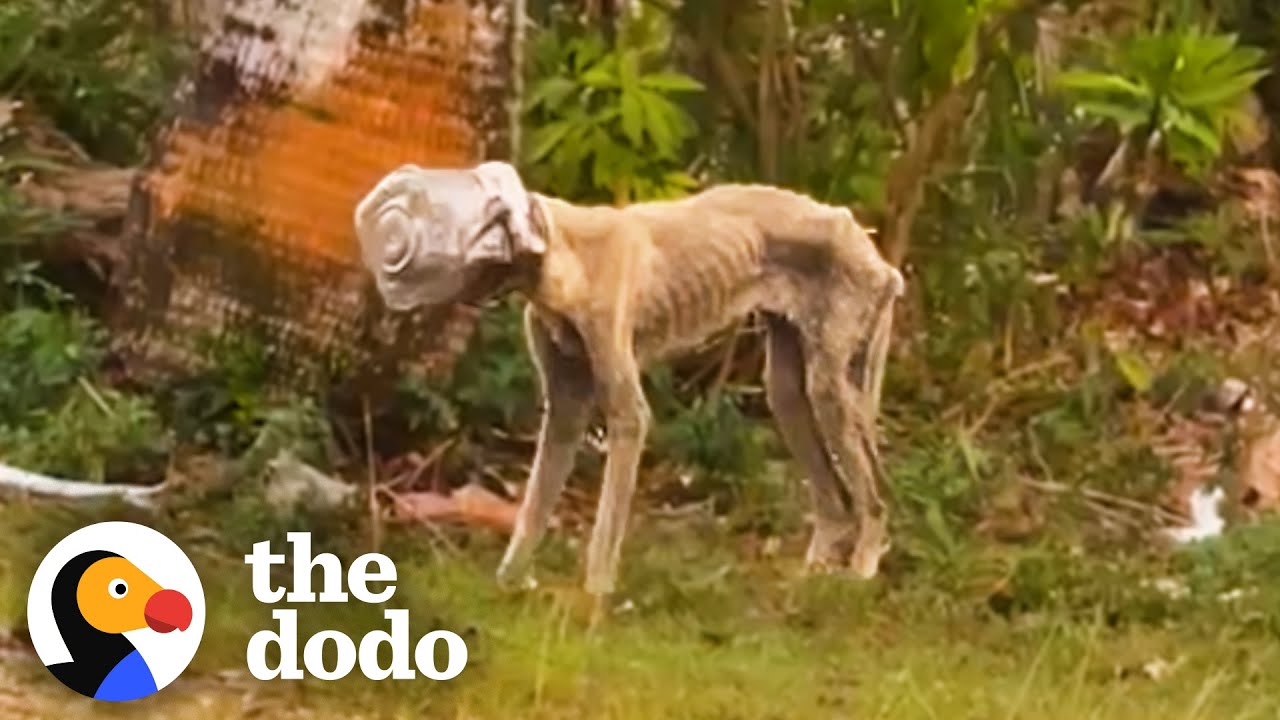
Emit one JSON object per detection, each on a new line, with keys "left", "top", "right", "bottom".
{"left": 109, "top": 0, "right": 519, "bottom": 401}
{"left": 882, "top": 80, "right": 980, "bottom": 267}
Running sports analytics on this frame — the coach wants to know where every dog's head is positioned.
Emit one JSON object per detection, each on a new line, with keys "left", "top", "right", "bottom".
{"left": 353, "top": 161, "right": 546, "bottom": 311}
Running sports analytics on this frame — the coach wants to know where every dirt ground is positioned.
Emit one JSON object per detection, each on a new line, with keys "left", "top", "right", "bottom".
{"left": 0, "top": 665, "right": 338, "bottom": 720}
{"left": 0, "top": 642, "right": 322, "bottom": 720}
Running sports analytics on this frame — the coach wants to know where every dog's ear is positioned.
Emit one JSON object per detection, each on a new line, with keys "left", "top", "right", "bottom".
{"left": 471, "top": 161, "right": 546, "bottom": 259}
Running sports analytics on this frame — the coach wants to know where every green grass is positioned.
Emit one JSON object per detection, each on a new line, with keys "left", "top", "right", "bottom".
{"left": 1, "top": 494, "right": 1278, "bottom": 719}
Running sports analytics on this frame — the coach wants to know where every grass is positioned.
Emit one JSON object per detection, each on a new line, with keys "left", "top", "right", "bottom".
{"left": 1, "top": 492, "right": 1277, "bottom": 720}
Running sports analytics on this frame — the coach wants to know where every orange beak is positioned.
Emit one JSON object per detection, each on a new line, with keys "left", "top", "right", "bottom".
{"left": 144, "top": 589, "right": 192, "bottom": 633}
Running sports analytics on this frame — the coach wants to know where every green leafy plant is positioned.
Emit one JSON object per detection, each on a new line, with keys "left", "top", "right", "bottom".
{"left": 0, "top": 304, "right": 104, "bottom": 425}
{"left": 650, "top": 389, "right": 774, "bottom": 487}
{"left": 396, "top": 370, "right": 461, "bottom": 438}
{"left": 164, "top": 329, "right": 290, "bottom": 455}
{"left": 523, "top": 18, "right": 704, "bottom": 203}
{"left": 1144, "top": 205, "right": 1271, "bottom": 277}
{"left": 788, "top": 58, "right": 897, "bottom": 212}
{"left": 233, "top": 398, "right": 340, "bottom": 478}
{"left": 0, "top": 253, "right": 176, "bottom": 482}
{"left": 0, "top": 383, "right": 169, "bottom": 483}
{"left": 1057, "top": 27, "right": 1270, "bottom": 173}
{"left": 447, "top": 299, "right": 541, "bottom": 432}
{"left": 886, "top": 428, "right": 988, "bottom": 570}
{"left": 0, "top": 186, "right": 80, "bottom": 254}
{"left": 0, "top": 0, "right": 186, "bottom": 164}
{"left": 0, "top": 181, "right": 81, "bottom": 303}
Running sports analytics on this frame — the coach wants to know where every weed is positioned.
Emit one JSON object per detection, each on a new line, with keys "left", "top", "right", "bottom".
{"left": 522, "top": 5, "right": 703, "bottom": 203}
{"left": 161, "top": 331, "right": 342, "bottom": 485}
{"left": 0, "top": 303, "right": 104, "bottom": 425}
{"left": 650, "top": 389, "right": 774, "bottom": 487}
{"left": 0, "top": 188, "right": 81, "bottom": 264}
{"left": 0, "top": 251, "right": 173, "bottom": 482}
{"left": 885, "top": 427, "right": 990, "bottom": 576}
{"left": 0, "top": 0, "right": 188, "bottom": 164}
{"left": 0, "top": 382, "right": 169, "bottom": 483}
{"left": 233, "top": 398, "right": 341, "bottom": 477}
{"left": 396, "top": 369, "right": 462, "bottom": 438}
{"left": 449, "top": 298, "right": 541, "bottom": 432}
{"left": 1147, "top": 205, "right": 1274, "bottom": 279}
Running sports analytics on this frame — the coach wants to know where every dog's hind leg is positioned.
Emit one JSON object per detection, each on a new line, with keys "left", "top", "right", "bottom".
{"left": 763, "top": 313, "right": 859, "bottom": 570}
{"left": 801, "top": 271, "right": 899, "bottom": 579}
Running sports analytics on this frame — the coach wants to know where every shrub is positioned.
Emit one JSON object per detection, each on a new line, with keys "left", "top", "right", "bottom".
{"left": 0, "top": 0, "right": 187, "bottom": 165}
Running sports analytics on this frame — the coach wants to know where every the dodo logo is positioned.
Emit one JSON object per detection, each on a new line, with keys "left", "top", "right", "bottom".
{"left": 26, "top": 521, "right": 205, "bottom": 702}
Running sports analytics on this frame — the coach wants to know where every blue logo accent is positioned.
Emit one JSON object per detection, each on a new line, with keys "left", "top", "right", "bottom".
{"left": 94, "top": 650, "right": 159, "bottom": 702}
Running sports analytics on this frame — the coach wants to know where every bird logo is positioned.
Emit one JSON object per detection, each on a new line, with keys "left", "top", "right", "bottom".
{"left": 26, "top": 521, "right": 205, "bottom": 702}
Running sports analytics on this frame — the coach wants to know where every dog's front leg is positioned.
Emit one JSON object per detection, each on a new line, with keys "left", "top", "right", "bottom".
{"left": 496, "top": 306, "right": 595, "bottom": 590}
{"left": 581, "top": 335, "right": 650, "bottom": 620}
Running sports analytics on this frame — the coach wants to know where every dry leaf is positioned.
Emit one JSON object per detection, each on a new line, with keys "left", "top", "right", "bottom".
{"left": 391, "top": 491, "right": 458, "bottom": 521}
{"left": 391, "top": 484, "right": 518, "bottom": 533}
{"left": 452, "top": 483, "right": 519, "bottom": 532}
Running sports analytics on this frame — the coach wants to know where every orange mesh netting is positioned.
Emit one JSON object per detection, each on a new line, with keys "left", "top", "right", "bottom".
{"left": 113, "top": 0, "right": 515, "bottom": 395}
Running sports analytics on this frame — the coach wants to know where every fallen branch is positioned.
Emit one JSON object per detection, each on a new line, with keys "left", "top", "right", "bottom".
{"left": 0, "top": 462, "right": 165, "bottom": 507}
{"left": 1020, "top": 477, "right": 1187, "bottom": 526}
{"left": 384, "top": 482, "right": 519, "bottom": 533}
{"left": 379, "top": 438, "right": 457, "bottom": 494}
{"left": 646, "top": 497, "right": 717, "bottom": 520}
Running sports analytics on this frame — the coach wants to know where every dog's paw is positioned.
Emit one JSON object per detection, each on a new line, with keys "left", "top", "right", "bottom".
{"left": 804, "top": 521, "right": 858, "bottom": 571}
{"left": 495, "top": 563, "right": 538, "bottom": 593}
{"left": 803, "top": 558, "right": 843, "bottom": 576}
{"left": 848, "top": 537, "right": 891, "bottom": 580}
